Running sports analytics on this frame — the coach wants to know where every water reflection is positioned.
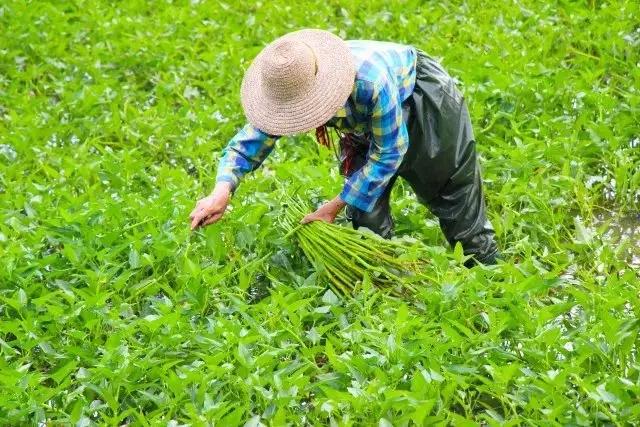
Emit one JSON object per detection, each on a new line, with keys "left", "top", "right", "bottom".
{"left": 593, "top": 211, "right": 640, "bottom": 268}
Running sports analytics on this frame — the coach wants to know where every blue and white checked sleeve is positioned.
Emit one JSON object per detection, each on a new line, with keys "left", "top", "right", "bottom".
{"left": 339, "top": 79, "right": 409, "bottom": 212}
{"left": 215, "top": 124, "right": 278, "bottom": 189}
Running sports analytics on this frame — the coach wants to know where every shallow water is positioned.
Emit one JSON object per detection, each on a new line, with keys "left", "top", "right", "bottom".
{"left": 247, "top": 273, "right": 272, "bottom": 304}
{"left": 592, "top": 211, "right": 640, "bottom": 268}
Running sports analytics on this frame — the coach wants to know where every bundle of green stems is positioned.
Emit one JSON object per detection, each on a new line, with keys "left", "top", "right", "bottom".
{"left": 282, "top": 197, "right": 427, "bottom": 297}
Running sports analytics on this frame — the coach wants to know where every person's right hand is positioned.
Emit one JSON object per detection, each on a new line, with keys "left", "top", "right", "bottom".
{"left": 189, "top": 182, "right": 232, "bottom": 230}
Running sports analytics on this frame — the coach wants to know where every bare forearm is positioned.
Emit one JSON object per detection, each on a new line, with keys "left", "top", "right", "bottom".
{"left": 328, "top": 195, "right": 347, "bottom": 211}
{"left": 211, "top": 181, "right": 233, "bottom": 197}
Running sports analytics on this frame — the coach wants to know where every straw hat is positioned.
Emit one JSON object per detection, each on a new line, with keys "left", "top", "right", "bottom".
{"left": 240, "top": 29, "right": 356, "bottom": 136}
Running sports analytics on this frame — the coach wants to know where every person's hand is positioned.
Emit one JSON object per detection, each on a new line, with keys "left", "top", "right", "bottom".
{"left": 301, "top": 196, "right": 347, "bottom": 224}
{"left": 189, "top": 182, "right": 233, "bottom": 230}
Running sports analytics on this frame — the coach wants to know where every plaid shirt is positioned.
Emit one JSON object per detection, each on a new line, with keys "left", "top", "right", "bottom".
{"left": 216, "top": 40, "right": 417, "bottom": 213}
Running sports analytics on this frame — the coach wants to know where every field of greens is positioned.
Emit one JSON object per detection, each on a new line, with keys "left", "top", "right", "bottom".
{"left": 1, "top": 0, "right": 639, "bottom": 424}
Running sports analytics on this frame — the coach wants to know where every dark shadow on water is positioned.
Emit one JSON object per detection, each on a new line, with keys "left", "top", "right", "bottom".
{"left": 247, "top": 273, "right": 272, "bottom": 304}
{"left": 593, "top": 210, "right": 640, "bottom": 268}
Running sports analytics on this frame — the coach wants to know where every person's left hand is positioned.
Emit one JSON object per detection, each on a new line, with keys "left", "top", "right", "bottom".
{"left": 301, "top": 196, "right": 347, "bottom": 224}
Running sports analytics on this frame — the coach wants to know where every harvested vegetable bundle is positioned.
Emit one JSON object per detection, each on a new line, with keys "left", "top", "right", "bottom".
{"left": 282, "top": 196, "right": 428, "bottom": 296}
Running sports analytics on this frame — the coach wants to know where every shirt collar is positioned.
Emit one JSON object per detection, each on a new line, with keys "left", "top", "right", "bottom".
{"left": 334, "top": 106, "right": 348, "bottom": 118}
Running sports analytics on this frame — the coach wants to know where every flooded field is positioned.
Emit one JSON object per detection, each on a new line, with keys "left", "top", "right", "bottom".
{"left": 593, "top": 211, "right": 640, "bottom": 269}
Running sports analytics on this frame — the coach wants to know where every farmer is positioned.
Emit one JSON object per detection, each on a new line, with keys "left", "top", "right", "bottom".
{"left": 190, "top": 29, "right": 499, "bottom": 266}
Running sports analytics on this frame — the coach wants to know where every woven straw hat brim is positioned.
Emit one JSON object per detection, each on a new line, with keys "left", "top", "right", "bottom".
{"left": 241, "top": 29, "right": 356, "bottom": 136}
